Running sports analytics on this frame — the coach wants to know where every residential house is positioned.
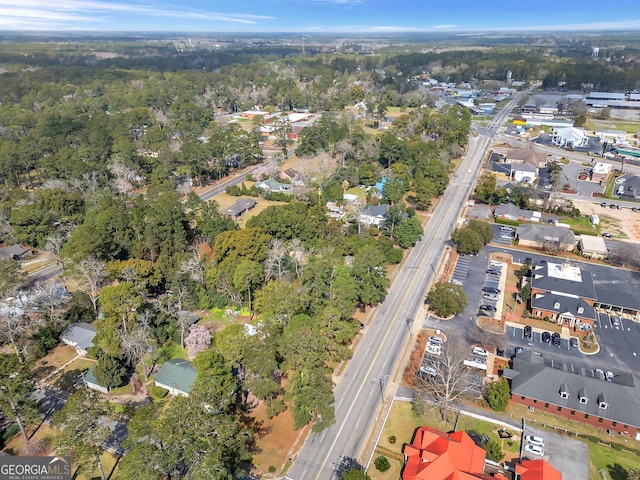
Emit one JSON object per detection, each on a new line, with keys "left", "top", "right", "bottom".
{"left": 494, "top": 203, "right": 541, "bottom": 222}
{"left": 504, "top": 350, "right": 640, "bottom": 439}
{"left": 515, "top": 224, "right": 576, "bottom": 251}
{"left": 279, "top": 168, "right": 304, "bottom": 186}
{"left": 358, "top": 204, "right": 390, "bottom": 227}
{"left": 240, "top": 109, "right": 270, "bottom": 119}
{"left": 178, "top": 311, "right": 200, "bottom": 328}
{"left": 326, "top": 202, "right": 345, "bottom": 220}
{"left": 529, "top": 260, "right": 597, "bottom": 329}
{"left": 83, "top": 366, "right": 110, "bottom": 394}
{"left": 402, "top": 426, "right": 486, "bottom": 480}
{"left": 578, "top": 235, "right": 608, "bottom": 260}
{"left": 154, "top": 359, "right": 197, "bottom": 397}
{"left": 504, "top": 149, "right": 549, "bottom": 169}
{"left": 510, "top": 162, "right": 538, "bottom": 183}
{"left": 0, "top": 244, "right": 33, "bottom": 260}
{"left": 255, "top": 178, "right": 292, "bottom": 193}
{"left": 515, "top": 459, "right": 562, "bottom": 480}
{"left": 222, "top": 198, "right": 257, "bottom": 220}
{"left": 60, "top": 322, "right": 97, "bottom": 356}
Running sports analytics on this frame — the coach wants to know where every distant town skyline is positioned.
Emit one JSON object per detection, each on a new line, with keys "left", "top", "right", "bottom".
{"left": 1, "top": 0, "right": 639, "bottom": 33}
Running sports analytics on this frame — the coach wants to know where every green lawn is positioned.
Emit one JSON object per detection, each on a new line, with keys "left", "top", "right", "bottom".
{"left": 589, "top": 443, "right": 640, "bottom": 480}
{"left": 370, "top": 401, "right": 521, "bottom": 479}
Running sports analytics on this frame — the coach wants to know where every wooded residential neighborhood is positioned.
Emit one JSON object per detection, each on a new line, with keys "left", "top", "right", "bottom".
{"left": 3, "top": 31, "right": 640, "bottom": 480}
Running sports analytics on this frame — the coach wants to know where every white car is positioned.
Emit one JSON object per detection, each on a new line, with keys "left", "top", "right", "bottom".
{"left": 419, "top": 365, "right": 437, "bottom": 377}
{"left": 425, "top": 345, "right": 441, "bottom": 356}
{"left": 524, "top": 444, "right": 544, "bottom": 456}
{"left": 472, "top": 346, "right": 489, "bottom": 357}
{"left": 525, "top": 435, "right": 544, "bottom": 446}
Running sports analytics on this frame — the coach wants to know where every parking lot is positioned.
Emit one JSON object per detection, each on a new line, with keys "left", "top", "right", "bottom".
{"left": 521, "top": 421, "right": 589, "bottom": 480}
{"left": 445, "top": 244, "right": 640, "bottom": 379}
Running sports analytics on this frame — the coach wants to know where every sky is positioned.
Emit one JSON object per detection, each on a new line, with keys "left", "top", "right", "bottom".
{"left": 1, "top": 0, "right": 640, "bottom": 33}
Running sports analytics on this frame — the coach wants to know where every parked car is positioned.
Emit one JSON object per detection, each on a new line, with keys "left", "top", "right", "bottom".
{"left": 524, "top": 444, "right": 544, "bottom": 457}
{"left": 601, "top": 202, "right": 607, "bottom": 208}
{"left": 482, "top": 294, "right": 499, "bottom": 302}
{"left": 419, "top": 365, "right": 437, "bottom": 377}
{"left": 542, "top": 331, "right": 551, "bottom": 343}
{"left": 611, "top": 316, "right": 621, "bottom": 327}
{"left": 500, "top": 226, "right": 514, "bottom": 232}
{"left": 496, "top": 347, "right": 505, "bottom": 357}
{"left": 489, "top": 261, "right": 503, "bottom": 268}
{"left": 482, "top": 287, "right": 501, "bottom": 294}
{"left": 570, "top": 337, "right": 578, "bottom": 348}
{"left": 514, "top": 346, "right": 524, "bottom": 355}
{"left": 500, "top": 234, "right": 512, "bottom": 240}
{"left": 480, "top": 304, "right": 496, "bottom": 313}
{"left": 605, "top": 371, "right": 614, "bottom": 382}
{"left": 525, "top": 435, "right": 545, "bottom": 446}
{"left": 429, "top": 336, "right": 444, "bottom": 345}
{"left": 486, "top": 268, "right": 501, "bottom": 275}
{"left": 524, "top": 325, "right": 532, "bottom": 339}
{"left": 472, "top": 346, "right": 489, "bottom": 357}
{"left": 552, "top": 333, "right": 561, "bottom": 346}
{"left": 425, "top": 345, "right": 441, "bottom": 356}
{"left": 610, "top": 204, "right": 618, "bottom": 209}
{"left": 603, "top": 232, "right": 613, "bottom": 238}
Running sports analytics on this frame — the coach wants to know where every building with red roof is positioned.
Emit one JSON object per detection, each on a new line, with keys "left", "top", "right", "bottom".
{"left": 402, "top": 426, "right": 562, "bottom": 480}
{"left": 515, "top": 459, "right": 562, "bottom": 480}
{"left": 402, "top": 426, "right": 486, "bottom": 480}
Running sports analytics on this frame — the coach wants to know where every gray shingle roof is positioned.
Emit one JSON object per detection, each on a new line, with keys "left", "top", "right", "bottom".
{"left": 154, "top": 359, "right": 197, "bottom": 395}
{"left": 530, "top": 260, "right": 597, "bottom": 300}
{"left": 506, "top": 352, "right": 640, "bottom": 429}
{"left": 531, "top": 293, "right": 597, "bottom": 320}
{"left": 593, "top": 288, "right": 640, "bottom": 311}
{"left": 0, "top": 244, "right": 31, "bottom": 259}
{"left": 516, "top": 224, "right": 576, "bottom": 246}
{"left": 60, "top": 322, "right": 97, "bottom": 351}
{"left": 222, "top": 198, "right": 257, "bottom": 217}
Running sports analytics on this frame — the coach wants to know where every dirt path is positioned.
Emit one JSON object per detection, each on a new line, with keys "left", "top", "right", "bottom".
{"left": 571, "top": 199, "right": 640, "bottom": 241}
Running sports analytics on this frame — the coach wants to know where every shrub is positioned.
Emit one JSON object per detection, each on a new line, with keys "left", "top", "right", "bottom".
{"left": 149, "top": 384, "right": 168, "bottom": 399}
{"left": 484, "top": 439, "right": 505, "bottom": 462}
{"left": 388, "top": 435, "right": 396, "bottom": 444}
{"left": 374, "top": 456, "right": 391, "bottom": 472}
{"left": 268, "top": 466, "right": 276, "bottom": 474}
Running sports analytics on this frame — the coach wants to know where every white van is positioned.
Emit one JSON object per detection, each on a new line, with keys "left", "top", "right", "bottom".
{"left": 472, "top": 346, "right": 489, "bottom": 357}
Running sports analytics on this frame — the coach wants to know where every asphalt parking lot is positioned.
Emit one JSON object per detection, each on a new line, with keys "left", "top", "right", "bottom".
{"left": 447, "top": 244, "right": 640, "bottom": 378}
{"left": 522, "top": 422, "right": 589, "bottom": 480}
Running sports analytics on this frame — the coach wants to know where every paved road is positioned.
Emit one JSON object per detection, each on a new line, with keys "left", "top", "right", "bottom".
{"left": 198, "top": 148, "right": 295, "bottom": 203}
{"left": 286, "top": 85, "right": 538, "bottom": 480}
{"left": 28, "top": 262, "right": 63, "bottom": 284}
